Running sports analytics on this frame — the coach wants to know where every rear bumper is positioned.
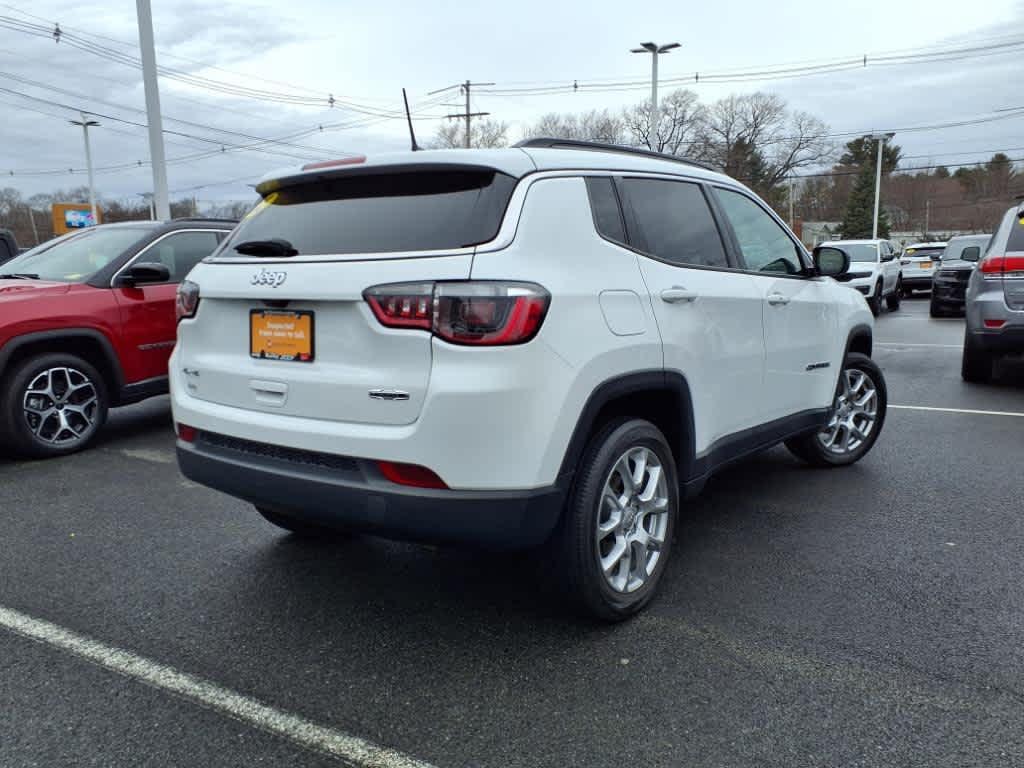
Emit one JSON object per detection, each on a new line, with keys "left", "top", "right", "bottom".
{"left": 176, "top": 435, "right": 566, "bottom": 549}
{"left": 931, "top": 280, "right": 968, "bottom": 306}
{"left": 903, "top": 276, "right": 934, "bottom": 289}
{"left": 967, "top": 327, "right": 1024, "bottom": 353}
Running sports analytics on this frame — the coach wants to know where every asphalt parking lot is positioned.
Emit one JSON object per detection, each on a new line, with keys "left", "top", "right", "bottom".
{"left": 2, "top": 296, "right": 1023, "bottom": 768}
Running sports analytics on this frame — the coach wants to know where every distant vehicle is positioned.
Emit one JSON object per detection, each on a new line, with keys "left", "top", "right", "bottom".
{"left": 930, "top": 234, "right": 991, "bottom": 317}
{"left": 0, "top": 229, "right": 18, "bottom": 266}
{"left": 900, "top": 241, "right": 946, "bottom": 296}
{"left": 962, "top": 205, "right": 1024, "bottom": 382}
{"left": 821, "top": 239, "right": 902, "bottom": 316}
{"left": 0, "top": 218, "right": 235, "bottom": 458}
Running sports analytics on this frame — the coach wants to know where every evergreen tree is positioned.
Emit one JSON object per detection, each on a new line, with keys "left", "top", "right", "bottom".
{"left": 841, "top": 162, "right": 890, "bottom": 238}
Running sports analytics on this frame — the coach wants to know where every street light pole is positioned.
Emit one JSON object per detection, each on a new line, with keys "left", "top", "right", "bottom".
{"left": 70, "top": 112, "right": 99, "bottom": 226}
{"left": 136, "top": 0, "right": 170, "bottom": 221}
{"left": 631, "top": 42, "right": 680, "bottom": 151}
{"left": 867, "top": 132, "right": 895, "bottom": 239}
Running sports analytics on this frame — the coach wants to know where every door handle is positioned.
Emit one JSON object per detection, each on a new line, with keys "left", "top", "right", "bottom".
{"left": 660, "top": 287, "right": 698, "bottom": 304}
{"left": 767, "top": 292, "right": 790, "bottom": 306}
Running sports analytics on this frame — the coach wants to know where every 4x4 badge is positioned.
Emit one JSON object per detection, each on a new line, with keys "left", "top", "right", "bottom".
{"left": 251, "top": 269, "right": 287, "bottom": 288}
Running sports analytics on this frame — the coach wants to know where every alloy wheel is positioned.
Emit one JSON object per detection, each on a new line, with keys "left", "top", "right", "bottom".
{"left": 595, "top": 446, "right": 670, "bottom": 593}
{"left": 817, "top": 367, "right": 879, "bottom": 455}
{"left": 22, "top": 366, "right": 100, "bottom": 446}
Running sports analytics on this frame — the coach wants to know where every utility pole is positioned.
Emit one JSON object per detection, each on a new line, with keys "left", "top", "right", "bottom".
{"left": 788, "top": 175, "right": 795, "bottom": 228}
{"left": 136, "top": 0, "right": 170, "bottom": 220}
{"left": 70, "top": 112, "right": 99, "bottom": 225}
{"left": 631, "top": 42, "right": 680, "bottom": 151}
{"left": 866, "top": 131, "right": 895, "bottom": 239}
{"left": 26, "top": 206, "right": 39, "bottom": 245}
{"left": 430, "top": 80, "right": 493, "bottom": 148}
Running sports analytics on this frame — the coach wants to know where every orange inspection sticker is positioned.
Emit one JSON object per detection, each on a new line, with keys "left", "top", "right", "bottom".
{"left": 250, "top": 310, "right": 314, "bottom": 362}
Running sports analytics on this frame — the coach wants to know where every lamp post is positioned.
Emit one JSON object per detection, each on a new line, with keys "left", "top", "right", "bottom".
{"left": 630, "top": 42, "right": 680, "bottom": 150}
{"left": 70, "top": 112, "right": 99, "bottom": 226}
{"left": 866, "top": 132, "right": 895, "bottom": 239}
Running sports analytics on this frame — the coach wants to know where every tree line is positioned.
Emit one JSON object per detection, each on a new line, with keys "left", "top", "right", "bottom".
{"left": 434, "top": 89, "right": 1023, "bottom": 238}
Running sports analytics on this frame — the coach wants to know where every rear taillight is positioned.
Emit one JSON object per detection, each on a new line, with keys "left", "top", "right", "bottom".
{"left": 176, "top": 423, "right": 197, "bottom": 443}
{"left": 364, "top": 281, "right": 550, "bottom": 346}
{"left": 176, "top": 280, "right": 200, "bottom": 321}
{"left": 979, "top": 254, "right": 1024, "bottom": 278}
{"left": 376, "top": 461, "right": 448, "bottom": 489}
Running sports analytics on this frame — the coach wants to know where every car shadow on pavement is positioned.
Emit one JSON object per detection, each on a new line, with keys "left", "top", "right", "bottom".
{"left": 223, "top": 447, "right": 824, "bottom": 635}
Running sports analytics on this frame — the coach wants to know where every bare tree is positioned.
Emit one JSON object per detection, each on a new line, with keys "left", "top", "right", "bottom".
{"left": 431, "top": 119, "right": 509, "bottom": 149}
{"left": 623, "top": 89, "right": 705, "bottom": 156}
{"left": 528, "top": 109, "right": 626, "bottom": 144}
{"left": 697, "top": 92, "right": 835, "bottom": 191}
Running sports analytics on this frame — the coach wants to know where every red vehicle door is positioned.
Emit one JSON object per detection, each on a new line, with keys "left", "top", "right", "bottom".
{"left": 113, "top": 230, "right": 224, "bottom": 383}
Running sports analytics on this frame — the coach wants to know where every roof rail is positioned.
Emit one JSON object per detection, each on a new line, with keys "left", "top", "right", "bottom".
{"left": 514, "top": 137, "right": 715, "bottom": 172}
{"left": 171, "top": 217, "right": 239, "bottom": 224}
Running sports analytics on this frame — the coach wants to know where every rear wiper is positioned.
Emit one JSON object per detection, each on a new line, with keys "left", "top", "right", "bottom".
{"left": 233, "top": 239, "right": 298, "bottom": 258}
{"left": 0, "top": 272, "right": 40, "bottom": 280}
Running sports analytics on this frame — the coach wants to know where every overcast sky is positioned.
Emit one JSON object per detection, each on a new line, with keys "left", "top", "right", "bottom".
{"left": 1, "top": 0, "right": 1023, "bottom": 207}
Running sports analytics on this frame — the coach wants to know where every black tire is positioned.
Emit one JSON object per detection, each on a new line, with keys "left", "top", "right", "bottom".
{"left": 0, "top": 352, "right": 109, "bottom": 459}
{"left": 929, "top": 299, "right": 944, "bottom": 318}
{"left": 961, "top": 333, "right": 994, "bottom": 383}
{"left": 886, "top": 284, "right": 901, "bottom": 311}
{"left": 255, "top": 506, "right": 351, "bottom": 538}
{"left": 555, "top": 418, "right": 679, "bottom": 622}
{"left": 867, "top": 283, "right": 882, "bottom": 316}
{"left": 785, "top": 352, "right": 887, "bottom": 468}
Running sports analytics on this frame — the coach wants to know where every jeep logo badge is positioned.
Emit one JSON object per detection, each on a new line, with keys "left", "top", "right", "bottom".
{"left": 251, "top": 269, "right": 287, "bottom": 288}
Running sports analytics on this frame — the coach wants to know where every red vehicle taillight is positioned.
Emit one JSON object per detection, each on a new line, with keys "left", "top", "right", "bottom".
{"left": 979, "top": 254, "right": 1024, "bottom": 278}
{"left": 376, "top": 461, "right": 448, "bottom": 489}
{"left": 364, "top": 281, "right": 550, "bottom": 346}
{"left": 176, "top": 423, "right": 197, "bottom": 443}
{"left": 176, "top": 280, "right": 200, "bottom": 322}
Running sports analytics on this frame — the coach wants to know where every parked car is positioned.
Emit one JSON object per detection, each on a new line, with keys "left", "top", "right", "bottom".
{"left": 900, "top": 241, "right": 946, "bottom": 295}
{"left": 171, "top": 139, "right": 885, "bottom": 620}
{"left": 930, "top": 234, "right": 991, "bottom": 317}
{"left": 0, "top": 228, "right": 18, "bottom": 266}
{"left": 962, "top": 205, "right": 1024, "bottom": 381}
{"left": 820, "top": 239, "right": 902, "bottom": 316}
{"left": 0, "top": 218, "right": 235, "bottom": 458}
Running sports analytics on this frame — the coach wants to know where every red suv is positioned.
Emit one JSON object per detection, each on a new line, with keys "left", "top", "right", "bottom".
{"left": 0, "top": 219, "right": 234, "bottom": 458}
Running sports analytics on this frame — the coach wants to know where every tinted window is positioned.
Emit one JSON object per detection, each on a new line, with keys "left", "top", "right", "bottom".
{"left": 229, "top": 171, "right": 516, "bottom": 255}
{"left": 585, "top": 177, "right": 626, "bottom": 244}
{"left": 1007, "top": 215, "right": 1024, "bottom": 252}
{"left": 621, "top": 178, "right": 728, "bottom": 268}
{"left": 141, "top": 231, "right": 222, "bottom": 283}
{"left": 843, "top": 244, "right": 880, "bottom": 263}
{"left": 715, "top": 189, "right": 803, "bottom": 274}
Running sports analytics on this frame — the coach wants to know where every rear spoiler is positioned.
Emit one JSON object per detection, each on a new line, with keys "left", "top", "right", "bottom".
{"left": 257, "top": 163, "right": 519, "bottom": 197}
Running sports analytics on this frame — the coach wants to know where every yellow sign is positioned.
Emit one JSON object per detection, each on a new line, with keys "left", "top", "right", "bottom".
{"left": 250, "top": 310, "right": 314, "bottom": 362}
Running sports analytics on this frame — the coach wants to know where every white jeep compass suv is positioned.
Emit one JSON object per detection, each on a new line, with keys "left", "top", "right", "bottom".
{"left": 171, "top": 139, "right": 885, "bottom": 620}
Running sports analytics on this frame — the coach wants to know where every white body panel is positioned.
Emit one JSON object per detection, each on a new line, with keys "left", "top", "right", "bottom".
{"left": 171, "top": 150, "right": 873, "bottom": 494}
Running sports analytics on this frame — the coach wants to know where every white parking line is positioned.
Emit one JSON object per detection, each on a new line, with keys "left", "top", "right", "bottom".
{"left": 876, "top": 342, "right": 961, "bottom": 348}
{"left": 0, "top": 605, "right": 435, "bottom": 768}
{"left": 890, "top": 404, "right": 1024, "bottom": 418}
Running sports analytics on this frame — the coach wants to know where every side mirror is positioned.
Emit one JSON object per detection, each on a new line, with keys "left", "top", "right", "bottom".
{"left": 961, "top": 246, "right": 980, "bottom": 262}
{"left": 813, "top": 245, "right": 850, "bottom": 278}
{"left": 117, "top": 262, "right": 171, "bottom": 287}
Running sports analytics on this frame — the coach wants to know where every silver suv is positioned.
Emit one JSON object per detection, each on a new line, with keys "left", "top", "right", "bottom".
{"left": 962, "top": 204, "right": 1024, "bottom": 382}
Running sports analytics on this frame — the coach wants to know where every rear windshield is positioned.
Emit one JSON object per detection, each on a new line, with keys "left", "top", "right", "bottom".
{"left": 1008, "top": 213, "right": 1024, "bottom": 252}
{"left": 229, "top": 170, "right": 517, "bottom": 255}
{"left": 905, "top": 247, "right": 944, "bottom": 258}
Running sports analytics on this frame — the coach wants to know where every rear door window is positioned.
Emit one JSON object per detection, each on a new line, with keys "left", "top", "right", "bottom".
{"left": 619, "top": 178, "right": 729, "bottom": 268}
{"left": 230, "top": 170, "right": 517, "bottom": 255}
{"left": 1007, "top": 214, "right": 1024, "bottom": 252}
